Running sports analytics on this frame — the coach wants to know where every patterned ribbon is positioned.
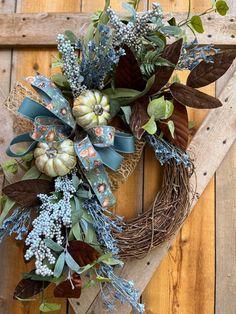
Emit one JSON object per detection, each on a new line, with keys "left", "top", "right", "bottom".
{"left": 75, "top": 126, "right": 134, "bottom": 208}
{"left": 6, "top": 75, "right": 135, "bottom": 209}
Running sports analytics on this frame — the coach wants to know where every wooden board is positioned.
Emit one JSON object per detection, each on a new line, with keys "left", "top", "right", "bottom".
{"left": 0, "top": 12, "right": 235, "bottom": 47}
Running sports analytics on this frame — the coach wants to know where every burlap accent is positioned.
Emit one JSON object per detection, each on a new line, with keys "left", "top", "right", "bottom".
{"left": 4, "top": 82, "right": 145, "bottom": 186}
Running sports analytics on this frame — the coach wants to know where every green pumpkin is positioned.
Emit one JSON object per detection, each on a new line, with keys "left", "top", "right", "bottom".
{"left": 72, "top": 90, "right": 110, "bottom": 129}
{"left": 34, "top": 139, "right": 77, "bottom": 177}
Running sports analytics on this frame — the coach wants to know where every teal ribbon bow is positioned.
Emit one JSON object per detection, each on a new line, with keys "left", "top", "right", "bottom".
{"left": 6, "top": 75, "right": 135, "bottom": 209}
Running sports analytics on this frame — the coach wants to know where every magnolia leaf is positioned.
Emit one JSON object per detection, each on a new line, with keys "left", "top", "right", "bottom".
{"left": 148, "top": 38, "right": 183, "bottom": 94}
{"left": 142, "top": 116, "right": 157, "bottom": 135}
{"left": 54, "top": 274, "right": 82, "bottom": 298}
{"left": 115, "top": 45, "right": 146, "bottom": 91}
{"left": 39, "top": 303, "right": 61, "bottom": 313}
{"left": 187, "top": 50, "right": 236, "bottom": 88}
{"left": 67, "top": 240, "right": 100, "bottom": 267}
{"left": 190, "top": 15, "right": 204, "bottom": 33}
{"left": 44, "top": 239, "right": 64, "bottom": 252}
{"left": 54, "top": 253, "right": 65, "bottom": 278}
{"left": 13, "top": 279, "right": 50, "bottom": 299}
{"left": 169, "top": 83, "right": 222, "bottom": 109}
{"left": 167, "top": 120, "right": 175, "bottom": 138}
{"left": 216, "top": 0, "right": 229, "bottom": 16}
{"left": 129, "top": 97, "right": 149, "bottom": 139}
{"left": 3, "top": 179, "right": 54, "bottom": 207}
{"left": 1, "top": 160, "right": 18, "bottom": 174}
{"left": 147, "top": 96, "right": 174, "bottom": 120}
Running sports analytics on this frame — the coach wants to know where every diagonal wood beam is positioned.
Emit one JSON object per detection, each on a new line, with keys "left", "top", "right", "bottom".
{"left": 69, "top": 69, "right": 236, "bottom": 313}
{"left": 0, "top": 13, "right": 235, "bottom": 47}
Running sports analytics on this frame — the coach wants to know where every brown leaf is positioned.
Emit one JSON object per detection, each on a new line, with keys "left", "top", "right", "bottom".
{"left": 115, "top": 45, "right": 146, "bottom": 91}
{"left": 3, "top": 179, "right": 54, "bottom": 207}
{"left": 187, "top": 50, "right": 236, "bottom": 88}
{"left": 54, "top": 273, "right": 82, "bottom": 298}
{"left": 148, "top": 38, "right": 183, "bottom": 95}
{"left": 159, "top": 100, "right": 189, "bottom": 151}
{"left": 13, "top": 278, "right": 50, "bottom": 299}
{"left": 68, "top": 241, "right": 100, "bottom": 266}
{"left": 169, "top": 83, "right": 223, "bottom": 109}
{"left": 129, "top": 97, "right": 149, "bottom": 139}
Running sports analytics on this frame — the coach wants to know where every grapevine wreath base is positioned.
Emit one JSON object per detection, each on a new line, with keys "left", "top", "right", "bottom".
{"left": 4, "top": 82, "right": 193, "bottom": 261}
{"left": 0, "top": 1, "right": 234, "bottom": 313}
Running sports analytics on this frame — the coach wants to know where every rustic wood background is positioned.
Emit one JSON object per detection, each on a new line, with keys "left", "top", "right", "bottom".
{"left": 0, "top": 0, "right": 235, "bottom": 314}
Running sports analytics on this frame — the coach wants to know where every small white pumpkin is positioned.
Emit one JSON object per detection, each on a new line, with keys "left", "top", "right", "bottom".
{"left": 34, "top": 139, "right": 77, "bottom": 177}
{"left": 73, "top": 90, "right": 110, "bottom": 129}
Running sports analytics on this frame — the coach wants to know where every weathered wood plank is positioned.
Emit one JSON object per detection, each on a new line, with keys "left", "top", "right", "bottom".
{"left": 0, "top": 12, "right": 235, "bottom": 47}
{"left": 69, "top": 69, "right": 236, "bottom": 313}
{"left": 215, "top": 144, "right": 236, "bottom": 314}
{"left": 142, "top": 69, "right": 215, "bottom": 313}
{"left": 215, "top": 0, "right": 236, "bottom": 306}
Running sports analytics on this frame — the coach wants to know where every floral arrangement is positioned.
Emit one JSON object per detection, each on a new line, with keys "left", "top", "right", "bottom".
{"left": 0, "top": 0, "right": 235, "bottom": 313}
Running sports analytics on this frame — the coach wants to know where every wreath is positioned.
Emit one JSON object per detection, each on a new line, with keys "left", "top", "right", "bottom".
{"left": 0, "top": 0, "right": 234, "bottom": 313}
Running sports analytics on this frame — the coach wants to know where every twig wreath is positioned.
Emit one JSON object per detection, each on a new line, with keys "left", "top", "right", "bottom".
{"left": 0, "top": 0, "right": 235, "bottom": 312}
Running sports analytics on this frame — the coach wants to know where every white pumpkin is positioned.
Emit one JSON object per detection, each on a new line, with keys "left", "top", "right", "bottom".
{"left": 73, "top": 90, "right": 110, "bottom": 129}
{"left": 34, "top": 139, "right": 77, "bottom": 177}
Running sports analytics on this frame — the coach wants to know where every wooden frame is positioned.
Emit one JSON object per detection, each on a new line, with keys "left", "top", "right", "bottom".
{"left": 0, "top": 13, "right": 235, "bottom": 47}
{"left": 0, "top": 7, "right": 235, "bottom": 314}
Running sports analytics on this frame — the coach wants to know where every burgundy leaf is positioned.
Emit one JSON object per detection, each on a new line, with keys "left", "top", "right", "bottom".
{"left": 169, "top": 83, "right": 222, "bottom": 109}
{"left": 54, "top": 273, "right": 82, "bottom": 298}
{"left": 148, "top": 38, "right": 183, "bottom": 95}
{"left": 129, "top": 97, "right": 149, "bottom": 139}
{"left": 159, "top": 100, "right": 189, "bottom": 151}
{"left": 115, "top": 45, "right": 146, "bottom": 91}
{"left": 68, "top": 241, "right": 100, "bottom": 266}
{"left": 13, "top": 278, "right": 50, "bottom": 299}
{"left": 187, "top": 50, "right": 236, "bottom": 88}
{"left": 3, "top": 179, "right": 54, "bottom": 207}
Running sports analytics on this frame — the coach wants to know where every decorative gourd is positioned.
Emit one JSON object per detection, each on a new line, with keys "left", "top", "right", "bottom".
{"left": 73, "top": 90, "right": 110, "bottom": 129}
{"left": 34, "top": 139, "right": 77, "bottom": 177}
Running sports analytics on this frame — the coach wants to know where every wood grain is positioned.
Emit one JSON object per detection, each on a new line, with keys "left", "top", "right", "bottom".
{"left": 0, "top": 13, "right": 235, "bottom": 47}
{"left": 215, "top": 1, "right": 236, "bottom": 309}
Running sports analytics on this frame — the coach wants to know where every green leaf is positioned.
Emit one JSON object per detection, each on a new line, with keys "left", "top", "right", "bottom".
{"left": 96, "top": 275, "right": 111, "bottom": 283}
{"left": 39, "top": 303, "right": 61, "bottom": 313}
{"left": 103, "top": 88, "right": 140, "bottom": 99}
{"left": 167, "top": 120, "right": 175, "bottom": 138}
{"left": 170, "top": 74, "right": 181, "bottom": 84}
{"left": 160, "top": 25, "right": 183, "bottom": 37}
{"left": 64, "top": 30, "right": 77, "bottom": 43}
{"left": 72, "top": 175, "right": 81, "bottom": 190}
{"left": 121, "top": 106, "right": 132, "bottom": 124}
{"left": 65, "top": 252, "right": 80, "bottom": 273}
{"left": 71, "top": 196, "right": 83, "bottom": 224}
{"left": 147, "top": 97, "right": 174, "bottom": 120}
{"left": 0, "top": 198, "right": 15, "bottom": 225}
{"left": 188, "top": 120, "right": 196, "bottom": 129}
{"left": 0, "top": 195, "right": 7, "bottom": 206}
{"left": 1, "top": 160, "right": 18, "bottom": 174}
{"left": 102, "top": 257, "right": 124, "bottom": 267}
{"left": 83, "top": 23, "right": 95, "bottom": 46}
{"left": 52, "top": 73, "right": 70, "bottom": 88}
{"left": 54, "top": 252, "right": 65, "bottom": 278}
{"left": 44, "top": 239, "right": 64, "bottom": 252}
{"left": 21, "top": 152, "right": 34, "bottom": 162}
{"left": 72, "top": 223, "right": 82, "bottom": 240}
{"left": 22, "top": 165, "right": 41, "bottom": 180}
{"left": 122, "top": 3, "right": 137, "bottom": 22}
{"left": 142, "top": 116, "right": 157, "bottom": 135}
{"left": 216, "top": 0, "right": 229, "bottom": 16}
{"left": 190, "top": 16, "right": 204, "bottom": 33}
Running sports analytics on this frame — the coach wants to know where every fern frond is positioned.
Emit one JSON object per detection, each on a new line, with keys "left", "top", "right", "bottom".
{"left": 140, "top": 51, "right": 175, "bottom": 76}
